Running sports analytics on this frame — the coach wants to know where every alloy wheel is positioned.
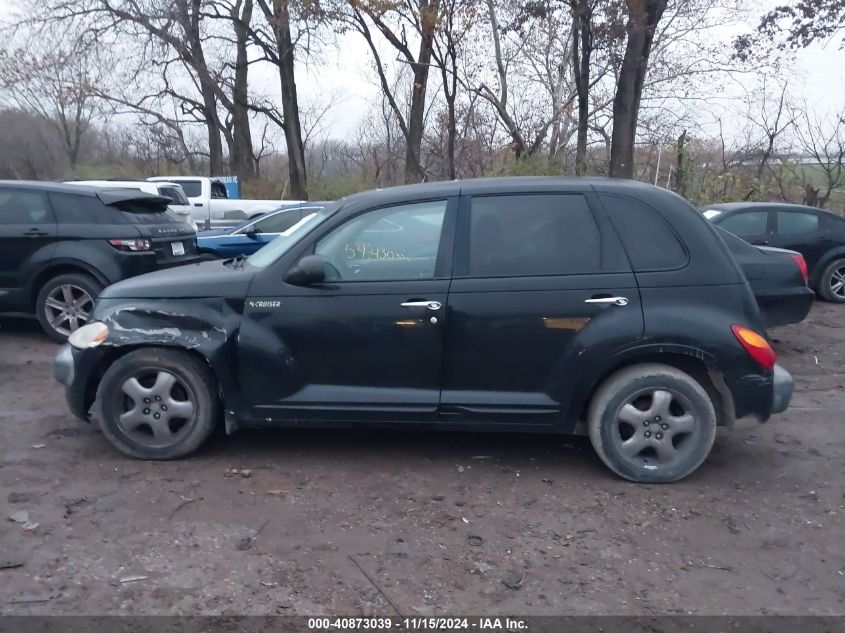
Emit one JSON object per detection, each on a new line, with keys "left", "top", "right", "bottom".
{"left": 116, "top": 370, "right": 197, "bottom": 448}
{"left": 612, "top": 388, "right": 699, "bottom": 469}
{"left": 43, "top": 284, "right": 93, "bottom": 336}
{"left": 830, "top": 265, "right": 845, "bottom": 299}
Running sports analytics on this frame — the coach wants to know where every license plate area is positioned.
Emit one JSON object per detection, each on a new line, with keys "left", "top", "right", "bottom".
{"left": 171, "top": 241, "right": 185, "bottom": 256}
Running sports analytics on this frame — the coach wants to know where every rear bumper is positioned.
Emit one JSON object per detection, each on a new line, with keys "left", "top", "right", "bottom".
{"left": 757, "top": 287, "right": 814, "bottom": 328}
{"left": 771, "top": 364, "right": 793, "bottom": 414}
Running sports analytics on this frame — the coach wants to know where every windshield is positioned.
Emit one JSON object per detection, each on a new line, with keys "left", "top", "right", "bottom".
{"left": 246, "top": 206, "right": 336, "bottom": 268}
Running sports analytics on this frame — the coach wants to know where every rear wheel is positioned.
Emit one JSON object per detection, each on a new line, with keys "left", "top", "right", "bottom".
{"left": 96, "top": 348, "right": 220, "bottom": 460}
{"left": 818, "top": 258, "right": 845, "bottom": 303}
{"left": 588, "top": 363, "right": 717, "bottom": 483}
{"left": 36, "top": 273, "right": 103, "bottom": 342}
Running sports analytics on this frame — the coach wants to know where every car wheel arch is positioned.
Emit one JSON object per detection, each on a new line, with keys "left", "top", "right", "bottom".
{"left": 811, "top": 247, "right": 845, "bottom": 289}
{"left": 569, "top": 346, "right": 726, "bottom": 429}
{"left": 30, "top": 262, "right": 109, "bottom": 307}
{"left": 80, "top": 344, "right": 224, "bottom": 422}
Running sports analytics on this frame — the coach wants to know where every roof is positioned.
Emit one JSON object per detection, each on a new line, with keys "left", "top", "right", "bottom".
{"left": 340, "top": 176, "right": 665, "bottom": 206}
{"left": 0, "top": 180, "right": 169, "bottom": 205}
{"left": 704, "top": 201, "right": 832, "bottom": 214}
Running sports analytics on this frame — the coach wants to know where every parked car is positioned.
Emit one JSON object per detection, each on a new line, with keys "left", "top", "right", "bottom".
{"left": 704, "top": 202, "right": 845, "bottom": 303}
{"left": 0, "top": 181, "right": 200, "bottom": 341}
{"left": 65, "top": 179, "right": 197, "bottom": 230}
{"left": 54, "top": 177, "right": 793, "bottom": 483}
{"left": 148, "top": 176, "right": 300, "bottom": 229}
{"left": 197, "top": 203, "right": 328, "bottom": 260}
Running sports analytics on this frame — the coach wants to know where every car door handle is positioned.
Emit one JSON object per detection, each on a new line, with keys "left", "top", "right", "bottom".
{"left": 23, "top": 228, "right": 48, "bottom": 237}
{"left": 585, "top": 296, "right": 628, "bottom": 307}
{"left": 401, "top": 300, "right": 442, "bottom": 311}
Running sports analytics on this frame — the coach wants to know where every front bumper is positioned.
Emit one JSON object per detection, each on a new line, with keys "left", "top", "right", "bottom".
{"left": 54, "top": 343, "right": 104, "bottom": 422}
{"left": 771, "top": 363, "right": 793, "bottom": 414}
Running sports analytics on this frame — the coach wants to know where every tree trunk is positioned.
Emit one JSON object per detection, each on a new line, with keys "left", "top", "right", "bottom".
{"left": 230, "top": 0, "right": 256, "bottom": 182}
{"left": 571, "top": 0, "right": 592, "bottom": 176}
{"left": 609, "top": 0, "right": 667, "bottom": 179}
{"left": 675, "top": 129, "right": 688, "bottom": 197}
{"left": 272, "top": 0, "right": 308, "bottom": 199}
{"left": 405, "top": 0, "right": 440, "bottom": 184}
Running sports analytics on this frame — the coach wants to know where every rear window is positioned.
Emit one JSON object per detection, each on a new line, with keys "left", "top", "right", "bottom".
{"left": 115, "top": 200, "right": 181, "bottom": 225}
{"left": 715, "top": 226, "right": 758, "bottom": 255}
{"left": 49, "top": 192, "right": 126, "bottom": 224}
{"left": 600, "top": 194, "right": 688, "bottom": 271}
{"left": 158, "top": 186, "right": 189, "bottom": 206}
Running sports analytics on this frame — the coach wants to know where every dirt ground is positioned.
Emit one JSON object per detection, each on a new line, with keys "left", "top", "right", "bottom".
{"left": 0, "top": 302, "right": 843, "bottom": 616}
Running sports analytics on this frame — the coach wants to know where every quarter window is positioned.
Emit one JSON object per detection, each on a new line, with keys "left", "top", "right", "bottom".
{"left": 777, "top": 211, "right": 819, "bottom": 234}
{"left": 717, "top": 211, "right": 768, "bottom": 238}
{"left": 467, "top": 194, "right": 602, "bottom": 277}
{"left": 315, "top": 200, "right": 447, "bottom": 281}
{"left": 0, "top": 190, "right": 52, "bottom": 224}
{"left": 601, "top": 194, "right": 687, "bottom": 270}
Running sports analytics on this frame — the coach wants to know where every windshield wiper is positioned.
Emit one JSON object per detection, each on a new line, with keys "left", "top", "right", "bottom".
{"left": 228, "top": 253, "right": 248, "bottom": 270}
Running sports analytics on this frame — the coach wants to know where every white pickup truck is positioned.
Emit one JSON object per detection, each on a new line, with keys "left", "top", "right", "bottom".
{"left": 148, "top": 176, "right": 302, "bottom": 229}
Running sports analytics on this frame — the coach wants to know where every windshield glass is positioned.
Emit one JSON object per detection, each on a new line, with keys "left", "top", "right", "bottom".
{"left": 246, "top": 206, "right": 336, "bottom": 268}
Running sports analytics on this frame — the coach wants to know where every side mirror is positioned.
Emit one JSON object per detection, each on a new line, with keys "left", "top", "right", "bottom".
{"left": 243, "top": 225, "right": 258, "bottom": 239}
{"left": 285, "top": 254, "right": 327, "bottom": 286}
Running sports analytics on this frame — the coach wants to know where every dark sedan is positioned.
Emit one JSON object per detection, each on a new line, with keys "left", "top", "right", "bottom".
{"left": 716, "top": 226, "right": 813, "bottom": 328}
{"left": 704, "top": 202, "right": 845, "bottom": 303}
{"left": 197, "top": 203, "right": 328, "bottom": 260}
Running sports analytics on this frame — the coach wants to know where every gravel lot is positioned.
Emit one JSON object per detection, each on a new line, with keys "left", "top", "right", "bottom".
{"left": 0, "top": 303, "right": 843, "bottom": 615}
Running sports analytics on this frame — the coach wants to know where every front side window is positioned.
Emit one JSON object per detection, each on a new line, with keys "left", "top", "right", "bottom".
{"left": 718, "top": 211, "right": 769, "bottom": 238}
{"left": 467, "top": 194, "right": 602, "bottom": 277}
{"left": 251, "top": 210, "right": 302, "bottom": 234}
{"left": 0, "top": 190, "right": 52, "bottom": 224}
{"left": 315, "top": 200, "right": 447, "bottom": 281}
{"left": 777, "top": 211, "right": 819, "bottom": 234}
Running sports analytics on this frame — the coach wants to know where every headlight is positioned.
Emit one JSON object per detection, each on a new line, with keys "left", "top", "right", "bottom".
{"left": 68, "top": 322, "right": 109, "bottom": 349}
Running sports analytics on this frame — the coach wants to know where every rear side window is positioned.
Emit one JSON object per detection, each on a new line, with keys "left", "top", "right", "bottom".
{"left": 179, "top": 180, "right": 202, "bottom": 198}
{"left": 0, "top": 189, "right": 52, "bottom": 224}
{"left": 211, "top": 182, "right": 228, "bottom": 199}
{"left": 467, "top": 194, "right": 609, "bottom": 277}
{"left": 253, "top": 210, "right": 302, "bottom": 233}
{"left": 717, "top": 211, "right": 768, "bottom": 237}
{"left": 600, "top": 194, "right": 688, "bottom": 271}
{"left": 777, "top": 211, "right": 819, "bottom": 234}
{"left": 49, "top": 192, "right": 125, "bottom": 224}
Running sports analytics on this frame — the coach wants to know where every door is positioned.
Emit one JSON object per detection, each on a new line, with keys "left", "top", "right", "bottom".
{"left": 240, "top": 198, "right": 456, "bottom": 423}
{"left": 0, "top": 188, "right": 57, "bottom": 309}
{"left": 441, "top": 192, "right": 642, "bottom": 427}
{"left": 767, "top": 208, "right": 826, "bottom": 270}
{"left": 716, "top": 209, "right": 772, "bottom": 245}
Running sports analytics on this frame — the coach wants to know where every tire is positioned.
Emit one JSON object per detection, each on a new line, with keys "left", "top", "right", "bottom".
{"left": 587, "top": 363, "right": 717, "bottom": 484}
{"left": 96, "top": 348, "right": 220, "bottom": 460}
{"left": 817, "top": 258, "right": 845, "bottom": 303}
{"left": 36, "top": 272, "right": 103, "bottom": 343}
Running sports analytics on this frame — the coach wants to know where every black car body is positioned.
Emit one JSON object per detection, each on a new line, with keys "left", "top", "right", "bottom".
{"left": 705, "top": 202, "right": 845, "bottom": 303}
{"left": 0, "top": 181, "right": 199, "bottom": 340}
{"left": 716, "top": 227, "right": 813, "bottom": 328}
{"left": 55, "top": 178, "right": 793, "bottom": 483}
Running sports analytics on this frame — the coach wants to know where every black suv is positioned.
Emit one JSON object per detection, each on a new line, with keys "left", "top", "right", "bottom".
{"left": 0, "top": 181, "right": 199, "bottom": 340}
{"left": 54, "top": 178, "right": 793, "bottom": 483}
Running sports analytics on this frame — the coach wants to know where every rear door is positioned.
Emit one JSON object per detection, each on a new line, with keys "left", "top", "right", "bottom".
{"left": 0, "top": 188, "right": 57, "bottom": 308}
{"left": 441, "top": 192, "right": 642, "bottom": 428}
{"left": 767, "top": 208, "right": 826, "bottom": 270}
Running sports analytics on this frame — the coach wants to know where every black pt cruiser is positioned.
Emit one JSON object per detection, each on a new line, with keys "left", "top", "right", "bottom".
{"left": 54, "top": 177, "right": 794, "bottom": 483}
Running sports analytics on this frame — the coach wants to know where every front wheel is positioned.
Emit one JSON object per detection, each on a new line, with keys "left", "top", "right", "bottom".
{"left": 36, "top": 272, "right": 103, "bottom": 342}
{"left": 588, "top": 363, "right": 717, "bottom": 483}
{"left": 96, "top": 348, "right": 220, "bottom": 460}
{"left": 817, "top": 258, "right": 845, "bottom": 303}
